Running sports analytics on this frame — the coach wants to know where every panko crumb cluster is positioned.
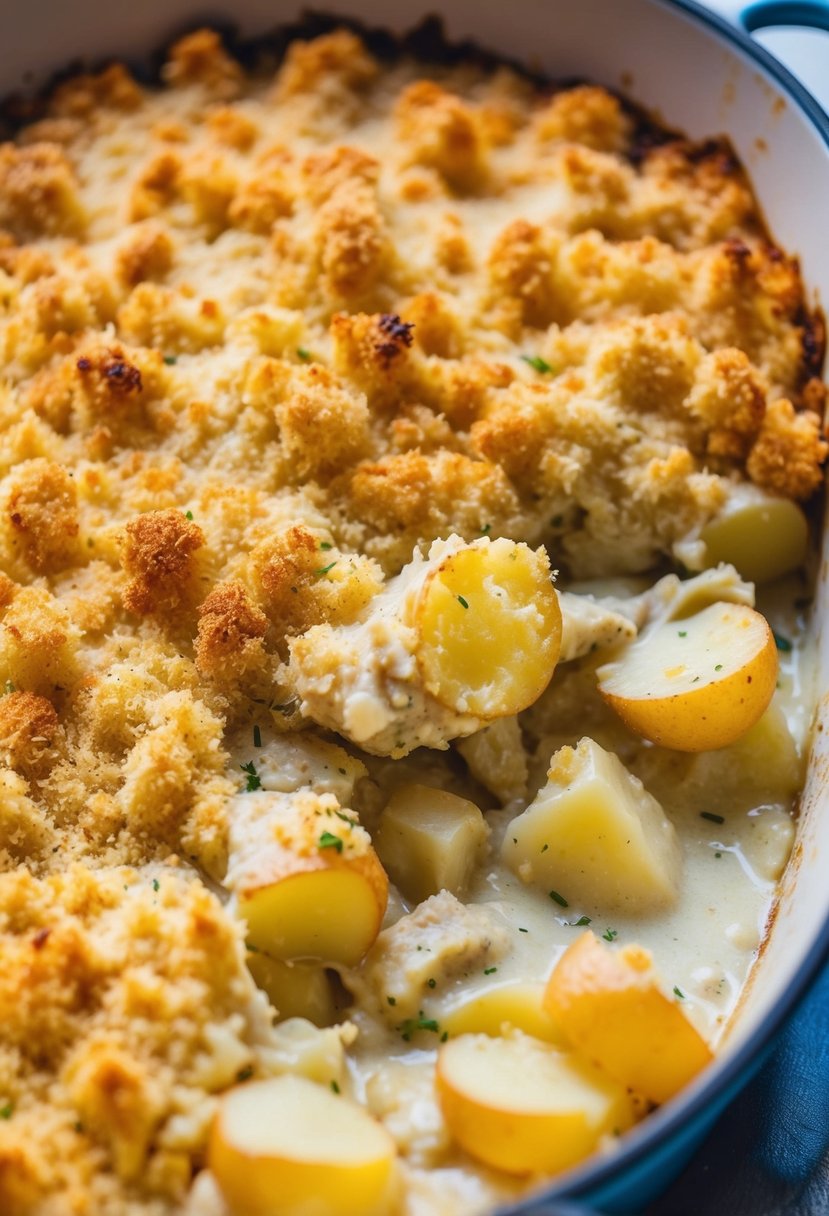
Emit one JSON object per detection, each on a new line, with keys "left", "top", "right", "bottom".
{"left": 0, "top": 22, "right": 824, "bottom": 1216}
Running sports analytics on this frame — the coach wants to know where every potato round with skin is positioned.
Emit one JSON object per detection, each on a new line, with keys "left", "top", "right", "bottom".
{"left": 597, "top": 601, "right": 777, "bottom": 751}
{"left": 414, "top": 538, "right": 561, "bottom": 719}
{"left": 543, "top": 932, "right": 713, "bottom": 1106}
{"left": 246, "top": 952, "right": 337, "bottom": 1027}
{"left": 700, "top": 488, "right": 808, "bottom": 584}
{"left": 210, "top": 1075, "right": 398, "bottom": 1216}
{"left": 436, "top": 1032, "right": 635, "bottom": 1176}
{"left": 239, "top": 848, "right": 388, "bottom": 967}
{"left": 441, "top": 982, "right": 564, "bottom": 1045}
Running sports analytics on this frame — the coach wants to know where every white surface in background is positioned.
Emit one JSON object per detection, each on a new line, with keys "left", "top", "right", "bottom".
{"left": 705, "top": 0, "right": 829, "bottom": 113}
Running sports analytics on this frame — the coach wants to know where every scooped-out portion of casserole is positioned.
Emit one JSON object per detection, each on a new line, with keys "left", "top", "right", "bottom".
{"left": 0, "top": 22, "right": 824, "bottom": 1216}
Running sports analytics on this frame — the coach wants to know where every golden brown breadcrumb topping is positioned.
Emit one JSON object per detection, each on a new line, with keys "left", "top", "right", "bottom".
{"left": 0, "top": 22, "right": 823, "bottom": 1214}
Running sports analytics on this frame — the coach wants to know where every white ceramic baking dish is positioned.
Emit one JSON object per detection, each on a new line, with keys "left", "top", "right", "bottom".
{"left": 2, "top": 1, "right": 827, "bottom": 1211}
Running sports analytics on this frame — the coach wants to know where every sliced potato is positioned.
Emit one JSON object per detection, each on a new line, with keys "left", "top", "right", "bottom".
{"left": 415, "top": 537, "right": 561, "bottom": 719}
{"left": 210, "top": 1075, "right": 398, "bottom": 1216}
{"left": 501, "top": 737, "right": 681, "bottom": 912}
{"left": 701, "top": 487, "right": 808, "bottom": 583}
{"left": 597, "top": 601, "right": 777, "bottom": 751}
{"left": 543, "top": 932, "right": 713, "bottom": 1105}
{"left": 374, "top": 784, "right": 488, "bottom": 904}
{"left": 436, "top": 1032, "right": 635, "bottom": 1175}
{"left": 247, "top": 952, "right": 337, "bottom": 1027}
{"left": 441, "top": 982, "right": 564, "bottom": 1045}
{"left": 240, "top": 849, "right": 388, "bottom": 966}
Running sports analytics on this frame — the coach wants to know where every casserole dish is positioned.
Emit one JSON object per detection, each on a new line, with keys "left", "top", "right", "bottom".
{"left": 0, "top": 1, "right": 827, "bottom": 1213}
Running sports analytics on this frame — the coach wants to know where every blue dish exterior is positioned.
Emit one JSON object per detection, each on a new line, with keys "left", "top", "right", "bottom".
{"left": 498, "top": 3, "right": 829, "bottom": 1213}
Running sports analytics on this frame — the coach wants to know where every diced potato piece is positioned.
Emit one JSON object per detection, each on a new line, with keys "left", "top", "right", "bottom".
{"left": 210, "top": 1075, "right": 398, "bottom": 1216}
{"left": 247, "top": 952, "right": 337, "bottom": 1027}
{"left": 741, "top": 806, "right": 795, "bottom": 882}
{"left": 415, "top": 537, "right": 561, "bottom": 719}
{"left": 239, "top": 849, "right": 387, "bottom": 966}
{"left": 598, "top": 601, "right": 777, "bottom": 751}
{"left": 267, "top": 1018, "right": 355, "bottom": 1089}
{"left": 501, "top": 738, "right": 681, "bottom": 912}
{"left": 442, "top": 983, "right": 564, "bottom": 1045}
{"left": 543, "top": 932, "right": 713, "bottom": 1105}
{"left": 455, "top": 717, "right": 528, "bottom": 805}
{"left": 374, "top": 784, "right": 488, "bottom": 903}
{"left": 701, "top": 486, "right": 808, "bottom": 583}
{"left": 436, "top": 1032, "right": 635, "bottom": 1175}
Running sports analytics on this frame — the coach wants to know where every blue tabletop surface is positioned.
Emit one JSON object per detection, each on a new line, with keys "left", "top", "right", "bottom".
{"left": 644, "top": 959, "right": 829, "bottom": 1214}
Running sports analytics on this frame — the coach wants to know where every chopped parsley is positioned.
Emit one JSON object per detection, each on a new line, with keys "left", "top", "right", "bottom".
{"left": 245, "top": 941, "right": 259, "bottom": 953}
{"left": 236, "top": 1066, "right": 254, "bottom": 1083}
{"left": 319, "top": 541, "right": 334, "bottom": 551}
{"left": 399, "top": 1012, "right": 440, "bottom": 1041}
{"left": 314, "top": 561, "right": 337, "bottom": 578}
{"left": 330, "top": 1080, "right": 340, "bottom": 1094}
{"left": 335, "top": 810, "right": 358, "bottom": 826}
{"left": 521, "top": 354, "right": 554, "bottom": 374}
{"left": 319, "top": 831, "right": 343, "bottom": 853}
{"left": 185, "top": 509, "right": 194, "bottom": 520}
{"left": 440, "top": 1031, "right": 449, "bottom": 1043}
{"left": 163, "top": 355, "right": 177, "bottom": 365}
{"left": 0, "top": 1103, "right": 12, "bottom": 1119}
{"left": 673, "top": 986, "right": 685, "bottom": 1000}
{"left": 427, "top": 977, "right": 437, "bottom": 988}
{"left": 480, "top": 523, "right": 492, "bottom": 535}
{"left": 678, "top": 630, "right": 687, "bottom": 638}
{"left": 3, "top": 681, "right": 14, "bottom": 695}
{"left": 570, "top": 915, "right": 592, "bottom": 927}
{"left": 253, "top": 724, "right": 262, "bottom": 748}
{"left": 602, "top": 928, "right": 618, "bottom": 942}
{"left": 518, "top": 926, "right": 529, "bottom": 933}
{"left": 700, "top": 811, "right": 725, "bottom": 824}
{"left": 457, "top": 595, "right": 469, "bottom": 609}
{"left": 540, "top": 842, "right": 549, "bottom": 853}
{"left": 714, "top": 664, "right": 723, "bottom": 672}
{"left": 483, "top": 966, "right": 498, "bottom": 975}
{"left": 240, "top": 761, "right": 261, "bottom": 792}
{"left": 773, "top": 630, "right": 793, "bottom": 653}
{"left": 297, "top": 347, "right": 312, "bottom": 361}
{"left": 387, "top": 996, "right": 397, "bottom": 1006}
{"left": 548, "top": 889, "right": 569, "bottom": 908}
{"left": 714, "top": 851, "right": 723, "bottom": 858}
{"left": 152, "top": 878, "right": 160, "bottom": 893}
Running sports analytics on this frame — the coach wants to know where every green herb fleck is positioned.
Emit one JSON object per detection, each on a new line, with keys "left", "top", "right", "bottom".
{"left": 152, "top": 878, "right": 160, "bottom": 893}
{"left": 3, "top": 681, "right": 14, "bottom": 695}
{"left": 0, "top": 1103, "right": 12, "bottom": 1120}
{"left": 236, "top": 1066, "right": 253, "bottom": 1083}
{"left": 483, "top": 966, "right": 498, "bottom": 975}
{"left": 253, "top": 724, "right": 262, "bottom": 748}
{"left": 335, "top": 810, "right": 358, "bottom": 827}
{"left": 246, "top": 941, "right": 259, "bottom": 953}
{"left": 399, "top": 1012, "right": 440, "bottom": 1041}
{"left": 700, "top": 811, "right": 725, "bottom": 824}
{"left": 315, "top": 561, "right": 337, "bottom": 578}
{"left": 678, "top": 630, "right": 687, "bottom": 638}
{"left": 427, "top": 977, "right": 437, "bottom": 988}
{"left": 549, "top": 889, "right": 569, "bottom": 908}
{"left": 714, "top": 851, "right": 722, "bottom": 859}
{"left": 163, "top": 355, "right": 177, "bottom": 365}
{"left": 480, "top": 523, "right": 492, "bottom": 535}
{"left": 518, "top": 927, "right": 529, "bottom": 933}
{"left": 319, "top": 541, "right": 334, "bottom": 551}
{"left": 602, "top": 928, "right": 618, "bottom": 942}
{"left": 441, "top": 1031, "right": 449, "bottom": 1042}
{"left": 457, "top": 594, "right": 469, "bottom": 609}
{"left": 714, "top": 664, "right": 723, "bottom": 672}
{"left": 297, "top": 347, "right": 312, "bottom": 361}
{"left": 330, "top": 1080, "right": 340, "bottom": 1094}
{"left": 673, "top": 986, "right": 685, "bottom": 1000}
{"left": 319, "top": 831, "right": 343, "bottom": 853}
{"left": 773, "top": 631, "right": 793, "bottom": 653}
{"left": 185, "top": 509, "right": 194, "bottom": 520}
{"left": 570, "top": 915, "right": 592, "bottom": 927}
{"left": 692, "top": 676, "right": 700, "bottom": 683}
{"left": 240, "top": 761, "right": 261, "bottom": 792}
{"left": 521, "top": 354, "right": 554, "bottom": 374}
{"left": 387, "top": 996, "right": 397, "bottom": 1007}
{"left": 541, "top": 842, "right": 549, "bottom": 853}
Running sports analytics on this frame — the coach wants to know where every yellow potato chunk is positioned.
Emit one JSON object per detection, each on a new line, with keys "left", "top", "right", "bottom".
{"left": 501, "top": 738, "right": 681, "bottom": 912}
{"left": 374, "top": 784, "right": 488, "bottom": 904}
{"left": 239, "top": 848, "right": 388, "bottom": 966}
{"left": 442, "top": 982, "right": 564, "bottom": 1044}
{"left": 543, "top": 932, "right": 713, "bottom": 1105}
{"left": 247, "top": 952, "right": 337, "bottom": 1027}
{"left": 436, "top": 1032, "right": 635, "bottom": 1175}
{"left": 210, "top": 1075, "right": 398, "bottom": 1216}
{"left": 415, "top": 537, "right": 561, "bottom": 719}
{"left": 597, "top": 601, "right": 778, "bottom": 751}
{"left": 701, "top": 487, "right": 808, "bottom": 584}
